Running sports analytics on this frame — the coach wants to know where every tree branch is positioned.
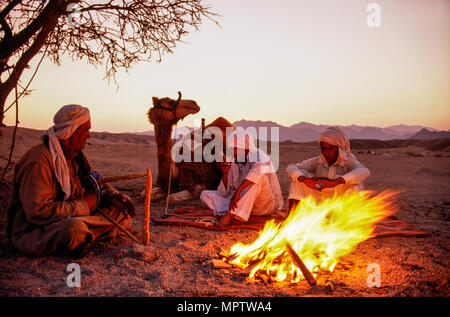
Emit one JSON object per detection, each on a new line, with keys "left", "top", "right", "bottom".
{"left": 0, "top": 0, "right": 23, "bottom": 22}
{"left": 0, "top": 8, "right": 59, "bottom": 107}
{"left": 0, "top": 0, "right": 220, "bottom": 127}
{"left": 0, "top": 0, "right": 74, "bottom": 60}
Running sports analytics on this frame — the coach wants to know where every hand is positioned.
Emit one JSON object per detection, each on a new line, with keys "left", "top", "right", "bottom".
{"left": 301, "top": 177, "right": 322, "bottom": 191}
{"left": 83, "top": 192, "right": 98, "bottom": 212}
{"left": 301, "top": 177, "right": 345, "bottom": 191}
{"left": 229, "top": 189, "right": 241, "bottom": 211}
{"left": 317, "top": 177, "right": 345, "bottom": 190}
{"left": 110, "top": 193, "right": 136, "bottom": 217}
{"left": 228, "top": 179, "right": 254, "bottom": 211}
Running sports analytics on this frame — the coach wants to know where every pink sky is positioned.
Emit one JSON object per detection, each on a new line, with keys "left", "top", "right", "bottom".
{"left": 4, "top": 0, "right": 449, "bottom": 132}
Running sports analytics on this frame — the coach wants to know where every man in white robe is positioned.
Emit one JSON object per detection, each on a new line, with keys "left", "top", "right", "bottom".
{"left": 286, "top": 126, "right": 371, "bottom": 210}
{"left": 200, "top": 129, "right": 284, "bottom": 225}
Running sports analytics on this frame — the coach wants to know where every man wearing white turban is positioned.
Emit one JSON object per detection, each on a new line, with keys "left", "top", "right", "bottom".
{"left": 8, "top": 105, "right": 135, "bottom": 257}
{"left": 286, "top": 126, "right": 371, "bottom": 210}
{"left": 200, "top": 128, "right": 284, "bottom": 226}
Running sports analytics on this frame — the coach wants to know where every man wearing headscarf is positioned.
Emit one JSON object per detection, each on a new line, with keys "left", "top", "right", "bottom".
{"left": 200, "top": 128, "right": 284, "bottom": 226}
{"left": 286, "top": 126, "right": 371, "bottom": 210}
{"left": 8, "top": 104, "right": 135, "bottom": 258}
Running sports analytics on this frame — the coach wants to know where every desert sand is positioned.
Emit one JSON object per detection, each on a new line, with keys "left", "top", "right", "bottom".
{"left": 0, "top": 126, "right": 449, "bottom": 297}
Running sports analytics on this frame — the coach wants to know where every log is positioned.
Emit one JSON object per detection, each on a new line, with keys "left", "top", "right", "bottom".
{"left": 325, "top": 279, "right": 336, "bottom": 292}
{"left": 99, "top": 172, "right": 147, "bottom": 185}
{"left": 142, "top": 168, "right": 152, "bottom": 246}
{"left": 139, "top": 187, "right": 166, "bottom": 202}
{"left": 285, "top": 242, "right": 317, "bottom": 286}
{"left": 212, "top": 259, "right": 232, "bottom": 269}
{"left": 168, "top": 189, "right": 193, "bottom": 202}
{"left": 254, "top": 270, "right": 270, "bottom": 285}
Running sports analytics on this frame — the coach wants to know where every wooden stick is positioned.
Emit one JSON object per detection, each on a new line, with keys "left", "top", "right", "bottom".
{"left": 99, "top": 172, "right": 147, "bottom": 185}
{"left": 164, "top": 162, "right": 173, "bottom": 216}
{"left": 142, "top": 168, "right": 152, "bottom": 246}
{"left": 97, "top": 208, "right": 142, "bottom": 245}
{"left": 285, "top": 242, "right": 317, "bottom": 286}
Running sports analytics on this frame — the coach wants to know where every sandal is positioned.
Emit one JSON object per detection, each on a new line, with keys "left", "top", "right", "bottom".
{"left": 194, "top": 216, "right": 218, "bottom": 227}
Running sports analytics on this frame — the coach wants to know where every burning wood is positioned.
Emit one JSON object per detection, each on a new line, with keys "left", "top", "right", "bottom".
{"left": 285, "top": 241, "right": 317, "bottom": 286}
{"left": 225, "top": 190, "right": 399, "bottom": 285}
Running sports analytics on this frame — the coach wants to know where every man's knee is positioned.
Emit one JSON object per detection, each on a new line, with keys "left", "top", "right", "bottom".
{"left": 200, "top": 190, "right": 208, "bottom": 201}
{"left": 200, "top": 190, "right": 216, "bottom": 203}
{"left": 63, "top": 217, "right": 89, "bottom": 233}
{"left": 61, "top": 217, "right": 92, "bottom": 245}
{"left": 288, "top": 180, "right": 309, "bottom": 199}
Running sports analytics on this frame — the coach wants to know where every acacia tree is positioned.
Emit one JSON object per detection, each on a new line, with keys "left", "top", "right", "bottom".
{"left": 0, "top": 0, "right": 217, "bottom": 127}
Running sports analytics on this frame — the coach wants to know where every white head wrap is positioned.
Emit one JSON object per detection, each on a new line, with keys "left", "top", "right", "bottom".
{"left": 318, "top": 126, "right": 350, "bottom": 151}
{"left": 318, "top": 126, "right": 356, "bottom": 163}
{"left": 226, "top": 128, "right": 256, "bottom": 151}
{"left": 226, "top": 128, "right": 264, "bottom": 165}
{"left": 42, "top": 104, "right": 90, "bottom": 200}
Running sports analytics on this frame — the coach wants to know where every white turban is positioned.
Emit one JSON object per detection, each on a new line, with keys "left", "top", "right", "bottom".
{"left": 318, "top": 126, "right": 357, "bottom": 164}
{"left": 226, "top": 128, "right": 256, "bottom": 151}
{"left": 318, "top": 126, "right": 351, "bottom": 151}
{"left": 42, "top": 104, "right": 91, "bottom": 200}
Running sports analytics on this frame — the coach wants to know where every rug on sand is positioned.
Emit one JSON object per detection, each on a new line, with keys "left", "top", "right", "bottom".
{"left": 151, "top": 206, "right": 431, "bottom": 238}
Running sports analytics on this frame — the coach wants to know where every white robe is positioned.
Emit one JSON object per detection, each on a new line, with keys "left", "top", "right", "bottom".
{"left": 286, "top": 150, "right": 371, "bottom": 202}
{"left": 200, "top": 149, "right": 284, "bottom": 222}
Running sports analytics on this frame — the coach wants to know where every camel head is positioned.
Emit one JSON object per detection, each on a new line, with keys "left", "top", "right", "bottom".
{"left": 147, "top": 91, "right": 200, "bottom": 125}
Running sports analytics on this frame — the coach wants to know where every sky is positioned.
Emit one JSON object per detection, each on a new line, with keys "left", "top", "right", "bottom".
{"left": 4, "top": 0, "right": 450, "bottom": 132}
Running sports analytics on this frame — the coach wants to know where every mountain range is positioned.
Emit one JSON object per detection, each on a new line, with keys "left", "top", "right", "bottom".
{"left": 135, "top": 121, "right": 450, "bottom": 142}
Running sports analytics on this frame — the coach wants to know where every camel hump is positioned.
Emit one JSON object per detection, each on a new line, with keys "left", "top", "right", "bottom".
{"left": 205, "top": 117, "right": 235, "bottom": 133}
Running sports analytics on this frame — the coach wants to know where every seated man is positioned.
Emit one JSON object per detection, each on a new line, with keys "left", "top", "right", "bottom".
{"left": 200, "top": 129, "right": 284, "bottom": 226}
{"left": 7, "top": 104, "right": 135, "bottom": 258}
{"left": 286, "top": 126, "right": 371, "bottom": 210}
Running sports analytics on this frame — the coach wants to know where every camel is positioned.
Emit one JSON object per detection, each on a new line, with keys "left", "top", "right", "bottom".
{"left": 147, "top": 92, "right": 235, "bottom": 201}
{"left": 147, "top": 91, "right": 200, "bottom": 191}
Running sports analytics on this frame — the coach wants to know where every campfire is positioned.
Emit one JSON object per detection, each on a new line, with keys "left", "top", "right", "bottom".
{"left": 224, "top": 190, "right": 399, "bottom": 285}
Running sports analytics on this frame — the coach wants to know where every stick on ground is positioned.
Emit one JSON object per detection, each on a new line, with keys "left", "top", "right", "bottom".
{"left": 142, "top": 168, "right": 152, "bottom": 246}
{"left": 99, "top": 172, "right": 147, "bottom": 185}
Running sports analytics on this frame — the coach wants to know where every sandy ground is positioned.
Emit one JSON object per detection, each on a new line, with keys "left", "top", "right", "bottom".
{"left": 0, "top": 126, "right": 449, "bottom": 297}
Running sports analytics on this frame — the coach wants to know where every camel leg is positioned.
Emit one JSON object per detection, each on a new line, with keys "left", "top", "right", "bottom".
{"left": 170, "top": 164, "right": 180, "bottom": 180}
{"left": 141, "top": 185, "right": 194, "bottom": 202}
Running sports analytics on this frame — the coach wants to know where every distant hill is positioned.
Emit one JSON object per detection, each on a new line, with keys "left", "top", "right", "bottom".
{"left": 231, "top": 120, "right": 440, "bottom": 142}
{"left": 90, "top": 132, "right": 154, "bottom": 144}
{"left": 385, "top": 124, "right": 437, "bottom": 135}
{"left": 1, "top": 121, "right": 445, "bottom": 145}
{"left": 138, "top": 121, "right": 445, "bottom": 142}
{"left": 1, "top": 127, "right": 449, "bottom": 154}
{"left": 409, "top": 128, "right": 450, "bottom": 140}
{"left": 133, "top": 130, "right": 154, "bottom": 136}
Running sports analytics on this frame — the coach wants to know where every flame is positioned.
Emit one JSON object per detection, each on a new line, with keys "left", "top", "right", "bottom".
{"left": 228, "top": 190, "right": 399, "bottom": 284}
